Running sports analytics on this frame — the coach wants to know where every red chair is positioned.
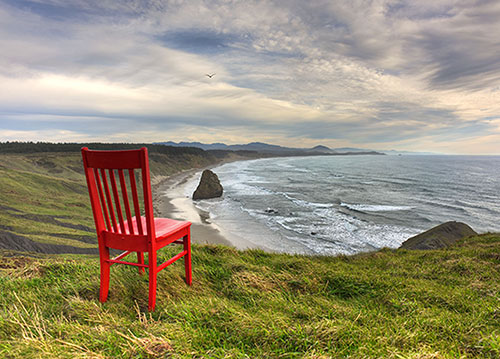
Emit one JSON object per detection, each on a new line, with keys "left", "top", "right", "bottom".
{"left": 81, "top": 147, "right": 192, "bottom": 311}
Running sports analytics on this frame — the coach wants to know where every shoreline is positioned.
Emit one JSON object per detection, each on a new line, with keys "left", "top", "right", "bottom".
{"left": 152, "top": 155, "right": 496, "bottom": 256}
{"left": 153, "top": 160, "right": 266, "bottom": 251}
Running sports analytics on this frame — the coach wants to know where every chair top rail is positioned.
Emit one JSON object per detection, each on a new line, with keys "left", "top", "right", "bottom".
{"left": 82, "top": 147, "right": 146, "bottom": 169}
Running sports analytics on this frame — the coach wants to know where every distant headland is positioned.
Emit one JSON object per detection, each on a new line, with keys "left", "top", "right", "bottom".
{"left": 155, "top": 141, "right": 385, "bottom": 156}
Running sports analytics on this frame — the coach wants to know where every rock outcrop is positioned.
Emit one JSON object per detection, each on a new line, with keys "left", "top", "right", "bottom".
{"left": 192, "top": 170, "right": 223, "bottom": 200}
{"left": 400, "top": 221, "right": 477, "bottom": 250}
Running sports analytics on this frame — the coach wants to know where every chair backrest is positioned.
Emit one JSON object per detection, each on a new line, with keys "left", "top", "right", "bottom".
{"left": 81, "top": 147, "right": 155, "bottom": 239}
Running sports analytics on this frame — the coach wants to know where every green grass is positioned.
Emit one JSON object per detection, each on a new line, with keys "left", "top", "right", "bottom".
{"left": 0, "top": 234, "right": 499, "bottom": 358}
{"left": 0, "top": 165, "right": 95, "bottom": 248}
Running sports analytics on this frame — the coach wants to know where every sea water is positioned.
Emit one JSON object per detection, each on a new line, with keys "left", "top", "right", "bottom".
{"left": 185, "top": 155, "right": 500, "bottom": 255}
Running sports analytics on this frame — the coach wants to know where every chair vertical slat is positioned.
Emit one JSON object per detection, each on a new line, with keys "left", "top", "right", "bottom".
{"left": 100, "top": 169, "right": 119, "bottom": 232}
{"left": 141, "top": 148, "right": 155, "bottom": 239}
{"left": 93, "top": 168, "right": 111, "bottom": 231}
{"left": 109, "top": 169, "right": 126, "bottom": 234}
{"left": 129, "top": 169, "right": 144, "bottom": 235}
{"left": 119, "top": 169, "right": 134, "bottom": 235}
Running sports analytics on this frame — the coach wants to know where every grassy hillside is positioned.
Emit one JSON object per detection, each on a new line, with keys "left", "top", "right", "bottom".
{"left": 0, "top": 234, "right": 499, "bottom": 358}
{"left": 0, "top": 143, "right": 230, "bottom": 252}
{"left": 1, "top": 143, "right": 499, "bottom": 357}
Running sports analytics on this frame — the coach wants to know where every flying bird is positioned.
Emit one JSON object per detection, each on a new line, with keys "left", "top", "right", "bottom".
{"left": 206, "top": 73, "right": 216, "bottom": 78}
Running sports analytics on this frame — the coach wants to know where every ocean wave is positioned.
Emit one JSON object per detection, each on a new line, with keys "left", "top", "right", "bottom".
{"left": 290, "top": 167, "right": 310, "bottom": 173}
{"left": 282, "top": 193, "right": 334, "bottom": 209}
{"left": 274, "top": 206, "right": 417, "bottom": 255}
{"left": 414, "top": 199, "right": 470, "bottom": 215}
{"left": 341, "top": 203, "right": 414, "bottom": 212}
{"left": 228, "top": 183, "right": 274, "bottom": 196}
{"left": 453, "top": 199, "right": 500, "bottom": 215}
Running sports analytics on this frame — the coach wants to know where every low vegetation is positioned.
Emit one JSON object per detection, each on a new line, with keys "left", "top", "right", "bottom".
{"left": 0, "top": 234, "right": 499, "bottom": 358}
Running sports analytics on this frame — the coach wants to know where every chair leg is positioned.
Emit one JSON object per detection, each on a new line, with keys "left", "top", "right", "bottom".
{"left": 184, "top": 233, "right": 192, "bottom": 286}
{"left": 137, "top": 251, "right": 145, "bottom": 274}
{"left": 148, "top": 251, "right": 157, "bottom": 311}
{"left": 99, "top": 248, "right": 110, "bottom": 302}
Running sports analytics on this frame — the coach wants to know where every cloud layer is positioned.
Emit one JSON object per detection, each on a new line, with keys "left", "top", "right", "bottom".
{"left": 0, "top": 0, "right": 499, "bottom": 153}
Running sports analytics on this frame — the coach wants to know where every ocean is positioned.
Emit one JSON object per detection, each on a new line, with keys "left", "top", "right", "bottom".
{"left": 184, "top": 155, "right": 500, "bottom": 256}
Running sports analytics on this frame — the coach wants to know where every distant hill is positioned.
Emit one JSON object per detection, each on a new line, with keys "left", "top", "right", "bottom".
{"left": 156, "top": 141, "right": 384, "bottom": 156}
{"left": 159, "top": 141, "right": 315, "bottom": 153}
{"left": 330, "top": 147, "right": 440, "bottom": 155}
{"left": 160, "top": 141, "right": 229, "bottom": 151}
{"left": 0, "top": 141, "right": 208, "bottom": 156}
{"left": 308, "top": 145, "right": 336, "bottom": 153}
{"left": 332, "top": 147, "right": 372, "bottom": 153}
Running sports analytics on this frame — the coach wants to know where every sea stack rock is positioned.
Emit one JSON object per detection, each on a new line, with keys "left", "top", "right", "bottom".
{"left": 192, "top": 170, "right": 223, "bottom": 200}
{"left": 400, "top": 221, "right": 477, "bottom": 250}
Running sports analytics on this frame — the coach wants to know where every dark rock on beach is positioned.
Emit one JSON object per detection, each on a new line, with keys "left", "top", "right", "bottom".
{"left": 400, "top": 221, "right": 477, "bottom": 250}
{"left": 193, "top": 170, "right": 223, "bottom": 200}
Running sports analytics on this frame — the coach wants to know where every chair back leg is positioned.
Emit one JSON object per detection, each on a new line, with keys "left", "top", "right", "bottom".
{"left": 137, "top": 252, "right": 145, "bottom": 274}
{"left": 184, "top": 233, "right": 192, "bottom": 285}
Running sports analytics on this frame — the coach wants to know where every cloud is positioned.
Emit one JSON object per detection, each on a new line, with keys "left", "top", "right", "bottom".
{"left": 0, "top": 0, "right": 499, "bottom": 153}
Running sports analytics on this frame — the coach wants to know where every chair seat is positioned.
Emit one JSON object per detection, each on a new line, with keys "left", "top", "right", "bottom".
{"left": 125, "top": 216, "right": 191, "bottom": 239}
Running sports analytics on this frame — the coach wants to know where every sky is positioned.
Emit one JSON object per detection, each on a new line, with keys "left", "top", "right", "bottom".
{"left": 0, "top": 0, "right": 500, "bottom": 154}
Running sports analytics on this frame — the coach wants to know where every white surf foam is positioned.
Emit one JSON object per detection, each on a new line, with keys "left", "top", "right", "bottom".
{"left": 341, "top": 203, "right": 414, "bottom": 212}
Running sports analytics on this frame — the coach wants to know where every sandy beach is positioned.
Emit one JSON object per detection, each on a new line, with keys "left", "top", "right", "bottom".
{"left": 153, "top": 167, "right": 263, "bottom": 250}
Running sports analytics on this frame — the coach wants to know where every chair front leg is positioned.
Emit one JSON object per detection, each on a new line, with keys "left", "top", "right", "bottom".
{"left": 99, "top": 247, "right": 111, "bottom": 302}
{"left": 148, "top": 251, "right": 157, "bottom": 311}
{"left": 183, "top": 232, "right": 192, "bottom": 286}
